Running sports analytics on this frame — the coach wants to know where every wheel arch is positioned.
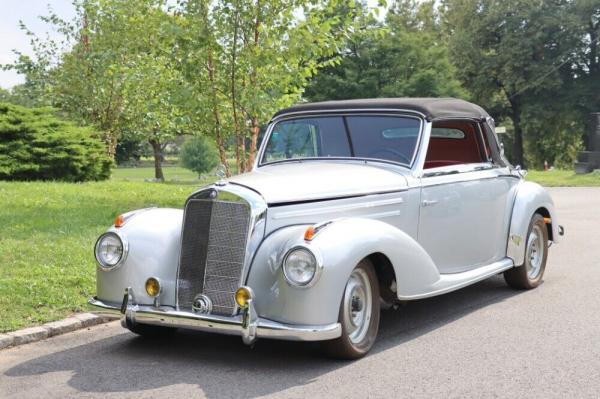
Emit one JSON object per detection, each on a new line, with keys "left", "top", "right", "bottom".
{"left": 507, "top": 181, "right": 559, "bottom": 266}
{"left": 247, "top": 218, "right": 441, "bottom": 326}
{"left": 534, "top": 206, "right": 554, "bottom": 242}
{"left": 365, "top": 252, "right": 397, "bottom": 304}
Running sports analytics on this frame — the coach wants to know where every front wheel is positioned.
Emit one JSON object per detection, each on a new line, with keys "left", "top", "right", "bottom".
{"left": 504, "top": 214, "right": 548, "bottom": 289}
{"left": 323, "top": 259, "right": 380, "bottom": 359}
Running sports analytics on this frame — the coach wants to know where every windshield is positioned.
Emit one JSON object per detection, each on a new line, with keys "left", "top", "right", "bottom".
{"left": 261, "top": 115, "right": 421, "bottom": 166}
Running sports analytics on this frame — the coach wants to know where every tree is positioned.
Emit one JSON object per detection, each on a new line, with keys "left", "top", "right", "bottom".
{"left": 0, "top": 102, "right": 111, "bottom": 181}
{"left": 0, "top": 88, "right": 10, "bottom": 103}
{"left": 5, "top": 0, "right": 186, "bottom": 180}
{"left": 176, "top": 0, "right": 359, "bottom": 176}
{"left": 443, "top": 0, "right": 578, "bottom": 167}
{"left": 569, "top": 0, "right": 600, "bottom": 143}
{"left": 305, "top": 0, "right": 468, "bottom": 101}
{"left": 180, "top": 136, "right": 220, "bottom": 177}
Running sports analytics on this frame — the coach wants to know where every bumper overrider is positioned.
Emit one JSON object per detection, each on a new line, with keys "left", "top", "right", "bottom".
{"left": 88, "top": 287, "right": 341, "bottom": 345}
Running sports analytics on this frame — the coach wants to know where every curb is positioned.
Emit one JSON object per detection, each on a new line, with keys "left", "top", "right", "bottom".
{"left": 0, "top": 313, "right": 119, "bottom": 350}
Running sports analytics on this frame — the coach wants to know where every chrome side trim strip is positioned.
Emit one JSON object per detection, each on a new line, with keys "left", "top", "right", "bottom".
{"left": 271, "top": 197, "right": 405, "bottom": 219}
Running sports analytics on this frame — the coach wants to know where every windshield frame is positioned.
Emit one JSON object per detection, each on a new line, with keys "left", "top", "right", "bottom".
{"left": 257, "top": 110, "right": 425, "bottom": 170}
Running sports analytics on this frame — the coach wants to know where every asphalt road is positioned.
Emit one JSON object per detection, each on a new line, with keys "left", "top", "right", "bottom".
{"left": 1, "top": 187, "right": 598, "bottom": 399}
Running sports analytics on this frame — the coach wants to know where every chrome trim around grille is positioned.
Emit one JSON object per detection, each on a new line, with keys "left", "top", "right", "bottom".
{"left": 176, "top": 184, "right": 267, "bottom": 316}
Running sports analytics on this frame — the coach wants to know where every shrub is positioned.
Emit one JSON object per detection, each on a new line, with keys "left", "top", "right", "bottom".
{"left": 180, "top": 135, "right": 219, "bottom": 177}
{"left": 0, "top": 102, "right": 112, "bottom": 181}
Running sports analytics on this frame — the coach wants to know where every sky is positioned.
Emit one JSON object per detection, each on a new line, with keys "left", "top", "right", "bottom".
{"left": 0, "top": 0, "right": 76, "bottom": 88}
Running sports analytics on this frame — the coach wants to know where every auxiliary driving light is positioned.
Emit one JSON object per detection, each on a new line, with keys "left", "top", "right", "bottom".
{"left": 235, "top": 287, "right": 253, "bottom": 308}
{"left": 145, "top": 277, "right": 161, "bottom": 297}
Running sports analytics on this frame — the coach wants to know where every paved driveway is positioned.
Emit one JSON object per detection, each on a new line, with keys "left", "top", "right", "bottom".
{"left": 0, "top": 187, "right": 598, "bottom": 398}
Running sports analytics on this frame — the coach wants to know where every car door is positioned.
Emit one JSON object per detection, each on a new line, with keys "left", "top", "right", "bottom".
{"left": 417, "top": 120, "right": 518, "bottom": 274}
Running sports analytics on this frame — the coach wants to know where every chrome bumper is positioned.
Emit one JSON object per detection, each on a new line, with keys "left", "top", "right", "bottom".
{"left": 88, "top": 289, "right": 341, "bottom": 345}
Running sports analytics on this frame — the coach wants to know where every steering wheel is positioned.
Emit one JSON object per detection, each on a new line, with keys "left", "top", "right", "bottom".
{"left": 367, "top": 148, "right": 411, "bottom": 164}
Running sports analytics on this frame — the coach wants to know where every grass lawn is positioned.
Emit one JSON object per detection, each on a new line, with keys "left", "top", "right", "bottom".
{"left": 0, "top": 177, "right": 215, "bottom": 333}
{"left": 112, "top": 166, "right": 201, "bottom": 183}
{"left": 526, "top": 169, "right": 600, "bottom": 187}
{"left": 1, "top": 166, "right": 599, "bottom": 333}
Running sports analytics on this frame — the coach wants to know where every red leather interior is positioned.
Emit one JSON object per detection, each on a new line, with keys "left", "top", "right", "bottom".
{"left": 424, "top": 121, "right": 483, "bottom": 169}
{"left": 424, "top": 160, "right": 463, "bottom": 169}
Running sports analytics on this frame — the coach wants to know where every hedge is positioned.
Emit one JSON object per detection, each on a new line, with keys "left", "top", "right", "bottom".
{"left": 0, "top": 102, "right": 112, "bottom": 181}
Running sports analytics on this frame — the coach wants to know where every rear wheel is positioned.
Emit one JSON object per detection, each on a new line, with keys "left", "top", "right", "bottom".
{"left": 323, "top": 259, "right": 380, "bottom": 359}
{"left": 504, "top": 214, "right": 548, "bottom": 289}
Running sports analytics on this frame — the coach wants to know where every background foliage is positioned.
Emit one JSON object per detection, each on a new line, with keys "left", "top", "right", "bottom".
{"left": 0, "top": 102, "right": 111, "bottom": 181}
{"left": 180, "top": 135, "right": 220, "bottom": 176}
{"left": 1, "top": 0, "right": 599, "bottom": 171}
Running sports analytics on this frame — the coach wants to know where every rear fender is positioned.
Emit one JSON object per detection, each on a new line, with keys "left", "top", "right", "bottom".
{"left": 507, "top": 181, "right": 559, "bottom": 265}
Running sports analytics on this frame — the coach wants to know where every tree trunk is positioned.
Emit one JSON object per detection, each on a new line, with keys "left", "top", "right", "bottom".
{"left": 207, "top": 51, "right": 231, "bottom": 177}
{"left": 105, "top": 133, "right": 118, "bottom": 160}
{"left": 246, "top": 116, "right": 260, "bottom": 170}
{"left": 215, "top": 134, "right": 230, "bottom": 177}
{"left": 509, "top": 97, "right": 525, "bottom": 168}
{"left": 149, "top": 139, "right": 165, "bottom": 182}
{"left": 231, "top": 5, "right": 245, "bottom": 175}
{"left": 589, "top": 17, "right": 599, "bottom": 75}
{"left": 242, "top": 3, "right": 262, "bottom": 172}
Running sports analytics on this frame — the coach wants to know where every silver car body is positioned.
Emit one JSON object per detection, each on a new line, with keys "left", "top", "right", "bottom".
{"left": 90, "top": 99, "right": 560, "bottom": 343}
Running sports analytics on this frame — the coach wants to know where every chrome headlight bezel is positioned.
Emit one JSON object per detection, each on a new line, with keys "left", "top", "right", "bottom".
{"left": 94, "top": 231, "right": 128, "bottom": 271}
{"left": 282, "top": 245, "right": 323, "bottom": 288}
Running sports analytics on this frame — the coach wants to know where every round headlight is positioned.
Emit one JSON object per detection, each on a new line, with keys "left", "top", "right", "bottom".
{"left": 95, "top": 232, "right": 125, "bottom": 270}
{"left": 283, "top": 247, "right": 319, "bottom": 287}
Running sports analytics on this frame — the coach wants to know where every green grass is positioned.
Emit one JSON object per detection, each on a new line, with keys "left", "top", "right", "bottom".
{"left": 0, "top": 178, "right": 215, "bottom": 333}
{"left": 1, "top": 166, "right": 599, "bottom": 333}
{"left": 112, "top": 166, "right": 201, "bottom": 183}
{"left": 526, "top": 169, "right": 600, "bottom": 187}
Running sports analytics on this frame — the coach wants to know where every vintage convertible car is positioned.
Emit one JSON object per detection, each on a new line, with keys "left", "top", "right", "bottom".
{"left": 90, "top": 98, "right": 563, "bottom": 359}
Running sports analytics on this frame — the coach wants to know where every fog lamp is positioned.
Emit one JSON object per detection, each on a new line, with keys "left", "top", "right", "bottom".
{"left": 235, "top": 286, "right": 253, "bottom": 308}
{"left": 145, "top": 277, "right": 161, "bottom": 297}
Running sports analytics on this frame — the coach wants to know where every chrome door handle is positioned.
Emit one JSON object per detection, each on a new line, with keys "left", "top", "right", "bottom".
{"left": 422, "top": 199, "right": 439, "bottom": 207}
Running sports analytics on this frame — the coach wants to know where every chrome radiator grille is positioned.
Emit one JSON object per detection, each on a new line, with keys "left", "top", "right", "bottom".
{"left": 177, "top": 199, "right": 251, "bottom": 315}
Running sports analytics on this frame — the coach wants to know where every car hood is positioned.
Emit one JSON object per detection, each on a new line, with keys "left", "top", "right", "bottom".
{"left": 227, "top": 161, "right": 409, "bottom": 204}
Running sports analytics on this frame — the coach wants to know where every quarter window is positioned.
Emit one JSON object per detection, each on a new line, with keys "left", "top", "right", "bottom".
{"left": 424, "top": 121, "right": 485, "bottom": 169}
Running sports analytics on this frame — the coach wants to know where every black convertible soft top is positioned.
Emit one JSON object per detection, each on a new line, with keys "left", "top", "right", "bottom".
{"left": 273, "top": 98, "right": 490, "bottom": 121}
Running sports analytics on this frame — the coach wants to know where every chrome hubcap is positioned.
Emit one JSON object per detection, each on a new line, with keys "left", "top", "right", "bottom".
{"left": 526, "top": 224, "right": 544, "bottom": 279}
{"left": 343, "top": 268, "right": 372, "bottom": 344}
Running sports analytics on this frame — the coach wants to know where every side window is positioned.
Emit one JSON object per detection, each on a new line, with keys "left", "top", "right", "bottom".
{"left": 424, "top": 120, "right": 485, "bottom": 169}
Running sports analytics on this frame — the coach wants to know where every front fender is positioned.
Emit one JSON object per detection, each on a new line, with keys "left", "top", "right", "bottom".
{"left": 507, "top": 181, "right": 559, "bottom": 265}
{"left": 247, "top": 218, "right": 439, "bottom": 326}
{"left": 96, "top": 208, "right": 183, "bottom": 306}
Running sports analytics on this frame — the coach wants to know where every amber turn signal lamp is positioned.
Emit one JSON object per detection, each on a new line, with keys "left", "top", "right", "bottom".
{"left": 544, "top": 217, "right": 552, "bottom": 224}
{"left": 304, "top": 226, "right": 316, "bottom": 241}
{"left": 145, "top": 277, "right": 161, "bottom": 297}
{"left": 235, "top": 287, "right": 252, "bottom": 308}
{"left": 114, "top": 214, "right": 125, "bottom": 228}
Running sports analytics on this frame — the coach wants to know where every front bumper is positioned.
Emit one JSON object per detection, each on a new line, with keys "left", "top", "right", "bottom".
{"left": 88, "top": 288, "right": 341, "bottom": 345}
